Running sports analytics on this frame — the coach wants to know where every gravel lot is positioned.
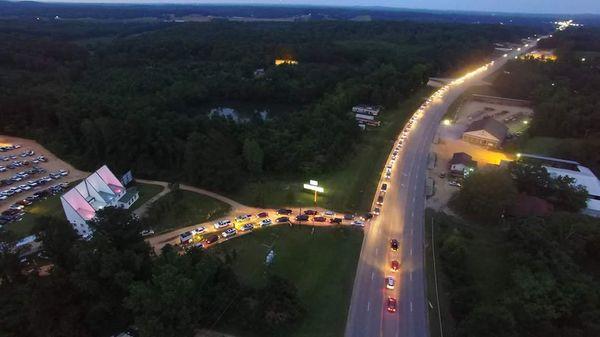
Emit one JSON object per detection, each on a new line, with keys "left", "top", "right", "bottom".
{"left": 0, "top": 135, "right": 88, "bottom": 213}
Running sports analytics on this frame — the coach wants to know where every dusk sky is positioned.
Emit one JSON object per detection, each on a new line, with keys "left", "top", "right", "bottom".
{"left": 37, "top": 0, "right": 600, "bottom": 14}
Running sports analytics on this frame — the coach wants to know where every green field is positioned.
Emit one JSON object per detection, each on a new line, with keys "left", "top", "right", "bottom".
{"left": 232, "top": 88, "right": 433, "bottom": 213}
{"left": 129, "top": 182, "right": 164, "bottom": 210}
{"left": 143, "top": 189, "right": 231, "bottom": 233}
{"left": 209, "top": 225, "right": 363, "bottom": 337}
{"left": 4, "top": 194, "right": 64, "bottom": 238}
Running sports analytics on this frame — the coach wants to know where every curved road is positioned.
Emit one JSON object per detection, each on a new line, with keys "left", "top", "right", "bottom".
{"left": 344, "top": 37, "right": 547, "bottom": 337}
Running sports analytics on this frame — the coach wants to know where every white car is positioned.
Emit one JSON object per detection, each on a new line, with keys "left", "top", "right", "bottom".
{"left": 59, "top": 169, "right": 69, "bottom": 176}
{"left": 222, "top": 228, "right": 237, "bottom": 238}
{"left": 386, "top": 277, "right": 395, "bottom": 290}
{"left": 194, "top": 226, "right": 206, "bottom": 234}
{"left": 324, "top": 210, "right": 335, "bottom": 217}
{"left": 214, "top": 219, "right": 231, "bottom": 229}
{"left": 352, "top": 220, "right": 365, "bottom": 227}
{"left": 260, "top": 219, "right": 272, "bottom": 227}
{"left": 140, "top": 229, "right": 155, "bottom": 237}
{"left": 235, "top": 214, "right": 252, "bottom": 222}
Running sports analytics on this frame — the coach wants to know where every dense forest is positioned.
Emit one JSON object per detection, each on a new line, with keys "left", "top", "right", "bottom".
{"left": 493, "top": 27, "right": 600, "bottom": 173}
{"left": 430, "top": 209, "right": 600, "bottom": 337}
{"left": 0, "top": 209, "right": 304, "bottom": 337}
{"left": 0, "top": 19, "right": 534, "bottom": 191}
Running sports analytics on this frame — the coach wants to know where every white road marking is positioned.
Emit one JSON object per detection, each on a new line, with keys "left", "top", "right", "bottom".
{"left": 410, "top": 248, "right": 413, "bottom": 256}
{"left": 367, "top": 301, "right": 371, "bottom": 312}
{"left": 410, "top": 271, "right": 413, "bottom": 281}
{"left": 411, "top": 229, "right": 414, "bottom": 235}
{"left": 411, "top": 210, "right": 414, "bottom": 218}
{"left": 371, "top": 271, "right": 374, "bottom": 280}
{"left": 375, "top": 248, "right": 379, "bottom": 256}
{"left": 413, "top": 196, "right": 416, "bottom": 202}
{"left": 410, "top": 301, "right": 413, "bottom": 312}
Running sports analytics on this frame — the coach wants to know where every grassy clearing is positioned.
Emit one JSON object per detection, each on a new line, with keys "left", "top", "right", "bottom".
{"left": 5, "top": 194, "right": 63, "bottom": 238}
{"left": 209, "top": 225, "right": 363, "bottom": 337}
{"left": 144, "top": 190, "right": 231, "bottom": 233}
{"left": 232, "top": 88, "right": 433, "bottom": 213}
{"left": 129, "top": 182, "right": 164, "bottom": 210}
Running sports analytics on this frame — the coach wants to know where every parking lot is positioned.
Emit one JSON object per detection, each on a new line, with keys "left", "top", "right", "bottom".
{"left": 455, "top": 100, "right": 534, "bottom": 136}
{"left": 0, "top": 135, "right": 88, "bottom": 230}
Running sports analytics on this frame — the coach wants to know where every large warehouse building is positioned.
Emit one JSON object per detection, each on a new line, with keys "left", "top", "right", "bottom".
{"left": 462, "top": 117, "right": 508, "bottom": 148}
{"left": 519, "top": 154, "right": 600, "bottom": 217}
{"left": 60, "top": 165, "right": 138, "bottom": 239}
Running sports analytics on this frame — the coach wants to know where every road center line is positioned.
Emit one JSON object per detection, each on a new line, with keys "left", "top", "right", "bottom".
{"left": 410, "top": 301, "right": 413, "bottom": 312}
{"left": 371, "top": 271, "right": 374, "bottom": 280}
{"left": 410, "top": 248, "right": 413, "bottom": 256}
{"left": 375, "top": 248, "right": 378, "bottom": 256}
{"left": 410, "top": 271, "right": 413, "bottom": 281}
{"left": 367, "top": 301, "right": 370, "bottom": 312}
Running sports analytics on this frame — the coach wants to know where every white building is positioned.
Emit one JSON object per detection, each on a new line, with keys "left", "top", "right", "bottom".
{"left": 60, "top": 165, "right": 139, "bottom": 238}
{"left": 352, "top": 105, "right": 381, "bottom": 116}
{"left": 520, "top": 154, "right": 600, "bottom": 217}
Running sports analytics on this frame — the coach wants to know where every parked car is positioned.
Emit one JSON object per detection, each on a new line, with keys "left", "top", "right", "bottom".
{"left": 276, "top": 216, "right": 290, "bottom": 223}
{"left": 352, "top": 220, "right": 365, "bottom": 227}
{"left": 241, "top": 223, "right": 254, "bottom": 232}
{"left": 330, "top": 218, "right": 343, "bottom": 224}
{"left": 304, "top": 209, "right": 318, "bottom": 215}
{"left": 295, "top": 214, "right": 309, "bottom": 221}
{"left": 194, "top": 226, "right": 206, "bottom": 234}
{"left": 277, "top": 209, "right": 293, "bottom": 215}
{"left": 204, "top": 235, "right": 219, "bottom": 245}
{"left": 140, "top": 229, "right": 155, "bottom": 237}
{"left": 313, "top": 216, "right": 326, "bottom": 222}
{"left": 214, "top": 219, "right": 232, "bottom": 229}
{"left": 257, "top": 212, "right": 269, "bottom": 218}
{"left": 344, "top": 214, "right": 355, "bottom": 220}
{"left": 324, "top": 210, "right": 335, "bottom": 217}
{"left": 222, "top": 228, "right": 237, "bottom": 238}
{"left": 260, "top": 219, "right": 272, "bottom": 227}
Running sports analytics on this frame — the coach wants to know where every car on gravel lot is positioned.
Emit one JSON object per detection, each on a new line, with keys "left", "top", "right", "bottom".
{"left": 295, "top": 214, "right": 309, "bottom": 221}
{"left": 222, "top": 228, "right": 237, "bottom": 238}
{"left": 313, "top": 216, "right": 326, "bottom": 222}
{"left": 277, "top": 209, "right": 292, "bottom": 215}
{"left": 330, "top": 218, "right": 342, "bottom": 224}
{"left": 344, "top": 214, "right": 355, "bottom": 220}
{"left": 276, "top": 216, "right": 290, "bottom": 223}
{"left": 352, "top": 220, "right": 365, "bottom": 227}
{"left": 140, "top": 229, "right": 155, "bottom": 237}
{"left": 241, "top": 223, "right": 254, "bottom": 232}
{"left": 260, "top": 219, "right": 272, "bottom": 227}
{"left": 214, "top": 219, "right": 231, "bottom": 229}
{"left": 304, "top": 209, "right": 318, "bottom": 215}
{"left": 257, "top": 212, "right": 269, "bottom": 218}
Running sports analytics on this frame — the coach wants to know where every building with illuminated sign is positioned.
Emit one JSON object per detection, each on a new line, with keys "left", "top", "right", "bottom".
{"left": 60, "top": 165, "right": 139, "bottom": 239}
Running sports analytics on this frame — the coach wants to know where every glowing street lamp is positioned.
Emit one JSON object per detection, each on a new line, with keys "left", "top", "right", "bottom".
{"left": 442, "top": 119, "right": 451, "bottom": 126}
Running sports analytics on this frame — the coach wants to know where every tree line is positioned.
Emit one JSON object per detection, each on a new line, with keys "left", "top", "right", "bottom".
{"left": 0, "top": 208, "right": 303, "bottom": 337}
{"left": 0, "top": 19, "right": 534, "bottom": 192}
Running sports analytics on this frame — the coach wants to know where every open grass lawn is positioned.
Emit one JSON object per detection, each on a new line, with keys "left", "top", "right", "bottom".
{"left": 144, "top": 190, "right": 231, "bottom": 233}
{"left": 232, "top": 88, "right": 433, "bottom": 213}
{"left": 4, "top": 194, "right": 64, "bottom": 238}
{"left": 129, "top": 182, "right": 164, "bottom": 210}
{"left": 209, "top": 225, "right": 364, "bottom": 337}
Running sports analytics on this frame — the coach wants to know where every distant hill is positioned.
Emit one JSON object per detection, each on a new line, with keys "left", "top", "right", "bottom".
{"left": 2, "top": 1, "right": 595, "bottom": 28}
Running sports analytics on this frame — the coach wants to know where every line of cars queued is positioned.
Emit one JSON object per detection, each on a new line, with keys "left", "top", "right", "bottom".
{"left": 176, "top": 208, "right": 371, "bottom": 250}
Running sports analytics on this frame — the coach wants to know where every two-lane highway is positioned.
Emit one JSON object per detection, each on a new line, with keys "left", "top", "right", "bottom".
{"left": 345, "top": 36, "right": 547, "bottom": 337}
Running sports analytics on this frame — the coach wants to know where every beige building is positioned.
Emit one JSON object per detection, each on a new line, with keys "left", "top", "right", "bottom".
{"left": 462, "top": 118, "right": 508, "bottom": 148}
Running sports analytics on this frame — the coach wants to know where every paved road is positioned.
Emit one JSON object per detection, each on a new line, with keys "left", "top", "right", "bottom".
{"left": 345, "top": 37, "right": 546, "bottom": 337}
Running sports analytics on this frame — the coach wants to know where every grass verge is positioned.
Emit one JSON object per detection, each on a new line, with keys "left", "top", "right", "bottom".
{"left": 232, "top": 87, "right": 433, "bottom": 213}
{"left": 208, "top": 225, "right": 363, "bottom": 337}
{"left": 144, "top": 189, "right": 231, "bottom": 233}
{"left": 130, "top": 182, "right": 164, "bottom": 210}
